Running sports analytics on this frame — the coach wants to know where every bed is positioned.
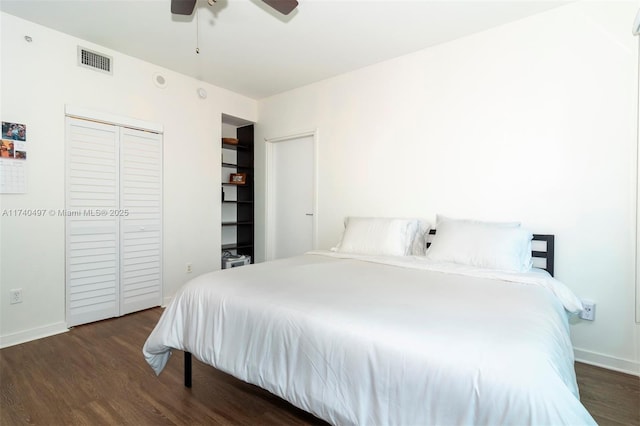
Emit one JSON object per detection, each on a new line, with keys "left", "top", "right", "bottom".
{"left": 143, "top": 216, "right": 596, "bottom": 425}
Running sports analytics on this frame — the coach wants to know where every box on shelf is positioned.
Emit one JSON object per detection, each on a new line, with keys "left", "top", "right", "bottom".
{"left": 222, "top": 255, "right": 251, "bottom": 269}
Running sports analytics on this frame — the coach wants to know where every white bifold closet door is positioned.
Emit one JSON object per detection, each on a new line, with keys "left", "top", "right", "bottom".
{"left": 66, "top": 117, "right": 162, "bottom": 327}
{"left": 119, "top": 127, "right": 162, "bottom": 315}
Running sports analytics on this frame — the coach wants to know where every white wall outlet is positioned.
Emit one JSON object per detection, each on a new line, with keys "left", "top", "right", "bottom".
{"left": 10, "top": 288, "right": 23, "bottom": 304}
{"left": 579, "top": 300, "right": 596, "bottom": 321}
{"left": 186, "top": 263, "right": 192, "bottom": 273}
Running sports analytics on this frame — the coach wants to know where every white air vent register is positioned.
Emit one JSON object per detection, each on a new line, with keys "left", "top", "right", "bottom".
{"left": 77, "top": 46, "right": 112, "bottom": 75}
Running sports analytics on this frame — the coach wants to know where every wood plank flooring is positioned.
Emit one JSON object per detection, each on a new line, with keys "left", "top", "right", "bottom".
{"left": 575, "top": 361, "right": 639, "bottom": 425}
{"left": 1, "top": 307, "right": 638, "bottom": 425}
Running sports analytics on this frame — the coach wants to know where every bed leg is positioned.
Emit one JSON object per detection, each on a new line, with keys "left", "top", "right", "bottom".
{"left": 184, "top": 351, "right": 192, "bottom": 388}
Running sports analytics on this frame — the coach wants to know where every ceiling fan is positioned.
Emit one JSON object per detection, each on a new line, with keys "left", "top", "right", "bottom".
{"left": 171, "top": 0, "right": 299, "bottom": 16}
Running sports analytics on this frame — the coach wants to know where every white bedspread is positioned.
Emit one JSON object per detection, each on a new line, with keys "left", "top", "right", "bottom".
{"left": 143, "top": 252, "right": 596, "bottom": 425}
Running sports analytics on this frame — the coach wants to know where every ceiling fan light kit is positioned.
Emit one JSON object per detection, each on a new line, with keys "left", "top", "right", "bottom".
{"left": 170, "top": 0, "right": 298, "bottom": 16}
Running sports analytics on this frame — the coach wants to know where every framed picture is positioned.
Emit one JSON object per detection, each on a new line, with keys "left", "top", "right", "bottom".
{"left": 229, "top": 173, "right": 247, "bottom": 185}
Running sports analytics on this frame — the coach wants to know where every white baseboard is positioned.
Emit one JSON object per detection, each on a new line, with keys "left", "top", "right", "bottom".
{"left": 574, "top": 347, "right": 640, "bottom": 377}
{"left": 0, "top": 321, "right": 68, "bottom": 349}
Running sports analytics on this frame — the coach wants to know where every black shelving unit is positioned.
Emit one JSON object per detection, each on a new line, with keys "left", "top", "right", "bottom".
{"left": 221, "top": 125, "right": 254, "bottom": 263}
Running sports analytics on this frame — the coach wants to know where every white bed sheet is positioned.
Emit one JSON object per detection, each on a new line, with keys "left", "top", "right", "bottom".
{"left": 143, "top": 251, "right": 595, "bottom": 425}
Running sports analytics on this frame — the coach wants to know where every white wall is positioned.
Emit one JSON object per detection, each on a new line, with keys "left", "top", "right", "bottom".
{"left": 256, "top": 1, "right": 640, "bottom": 374}
{"left": 0, "top": 13, "right": 257, "bottom": 346}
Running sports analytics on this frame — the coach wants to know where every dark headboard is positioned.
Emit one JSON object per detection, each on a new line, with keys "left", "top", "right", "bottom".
{"left": 532, "top": 234, "right": 555, "bottom": 277}
{"left": 426, "top": 229, "right": 555, "bottom": 276}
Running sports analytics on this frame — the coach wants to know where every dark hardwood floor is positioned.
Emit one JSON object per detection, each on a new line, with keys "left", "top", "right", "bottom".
{"left": 1, "top": 307, "right": 638, "bottom": 425}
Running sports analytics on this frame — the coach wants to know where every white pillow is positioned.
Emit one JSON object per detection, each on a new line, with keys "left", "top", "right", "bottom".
{"left": 410, "top": 219, "right": 433, "bottom": 256}
{"left": 426, "top": 216, "right": 532, "bottom": 272}
{"left": 335, "top": 217, "right": 419, "bottom": 256}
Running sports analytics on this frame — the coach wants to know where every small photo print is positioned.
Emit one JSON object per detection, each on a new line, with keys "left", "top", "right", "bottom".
{"left": 2, "top": 122, "right": 26, "bottom": 141}
{"left": 1, "top": 140, "right": 14, "bottom": 158}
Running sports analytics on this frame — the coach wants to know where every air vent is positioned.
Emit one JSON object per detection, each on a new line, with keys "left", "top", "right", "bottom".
{"left": 77, "top": 46, "right": 112, "bottom": 75}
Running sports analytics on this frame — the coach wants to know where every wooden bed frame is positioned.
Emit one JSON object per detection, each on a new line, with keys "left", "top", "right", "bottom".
{"left": 184, "top": 233, "right": 555, "bottom": 388}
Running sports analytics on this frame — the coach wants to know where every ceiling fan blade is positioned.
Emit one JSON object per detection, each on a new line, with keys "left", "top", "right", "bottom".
{"left": 171, "top": 0, "right": 197, "bottom": 15}
{"left": 262, "top": 0, "right": 299, "bottom": 15}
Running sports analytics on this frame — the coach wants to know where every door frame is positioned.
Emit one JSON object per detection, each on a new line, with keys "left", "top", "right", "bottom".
{"left": 264, "top": 129, "right": 318, "bottom": 261}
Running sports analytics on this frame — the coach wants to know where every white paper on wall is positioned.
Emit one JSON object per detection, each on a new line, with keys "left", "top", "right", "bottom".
{"left": 0, "top": 158, "right": 27, "bottom": 193}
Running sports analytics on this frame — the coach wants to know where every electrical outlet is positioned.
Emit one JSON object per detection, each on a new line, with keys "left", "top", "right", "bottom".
{"left": 579, "top": 300, "right": 596, "bottom": 321}
{"left": 10, "top": 288, "right": 23, "bottom": 304}
{"left": 186, "top": 263, "right": 192, "bottom": 273}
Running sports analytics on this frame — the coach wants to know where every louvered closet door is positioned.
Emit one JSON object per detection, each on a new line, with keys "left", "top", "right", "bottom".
{"left": 66, "top": 117, "right": 119, "bottom": 327}
{"left": 119, "top": 127, "right": 162, "bottom": 315}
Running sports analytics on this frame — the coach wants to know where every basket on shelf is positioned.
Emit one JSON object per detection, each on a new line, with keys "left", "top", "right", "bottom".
{"left": 222, "top": 137, "right": 239, "bottom": 145}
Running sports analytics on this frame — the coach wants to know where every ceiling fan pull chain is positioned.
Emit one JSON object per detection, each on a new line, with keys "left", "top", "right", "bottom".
{"left": 195, "top": 7, "right": 200, "bottom": 55}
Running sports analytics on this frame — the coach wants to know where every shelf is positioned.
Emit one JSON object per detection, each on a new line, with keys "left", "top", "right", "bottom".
{"left": 221, "top": 124, "right": 254, "bottom": 264}
{"left": 222, "top": 162, "right": 252, "bottom": 169}
{"left": 222, "top": 242, "right": 253, "bottom": 251}
{"left": 222, "top": 221, "right": 253, "bottom": 226}
{"left": 222, "top": 143, "right": 249, "bottom": 151}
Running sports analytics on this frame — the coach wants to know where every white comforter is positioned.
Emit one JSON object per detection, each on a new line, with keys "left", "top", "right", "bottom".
{"left": 143, "top": 252, "right": 596, "bottom": 425}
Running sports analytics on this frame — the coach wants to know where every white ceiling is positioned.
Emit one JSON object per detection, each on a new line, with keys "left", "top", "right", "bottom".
{"left": 1, "top": 0, "right": 570, "bottom": 100}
